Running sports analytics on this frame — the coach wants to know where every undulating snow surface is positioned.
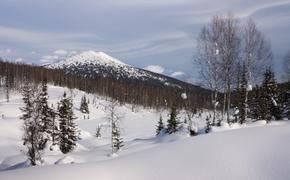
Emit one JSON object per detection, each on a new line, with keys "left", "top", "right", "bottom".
{"left": 0, "top": 85, "right": 289, "bottom": 180}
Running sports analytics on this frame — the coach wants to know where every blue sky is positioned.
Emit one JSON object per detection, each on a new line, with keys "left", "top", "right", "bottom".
{"left": 0, "top": 0, "right": 290, "bottom": 82}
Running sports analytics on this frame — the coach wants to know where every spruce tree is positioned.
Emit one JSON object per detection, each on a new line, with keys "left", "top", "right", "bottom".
{"left": 111, "top": 121, "right": 123, "bottom": 153}
{"left": 20, "top": 82, "right": 43, "bottom": 166}
{"left": 38, "top": 79, "right": 55, "bottom": 150}
{"left": 156, "top": 115, "right": 164, "bottom": 136}
{"left": 283, "top": 90, "right": 290, "bottom": 119}
{"left": 238, "top": 63, "right": 248, "bottom": 124}
{"left": 166, "top": 106, "right": 180, "bottom": 134}
{"left": 96, "top": 124, "right": 102, "bottom": 138}
{"left": 48, "top": 106, "right": 59, "bottom": 147}
{"left": 80, "top": 95, "right": 89, "bottom": 114}
{"left": 205, "top": 116, "right": 211, "bottom": 133}
{"left": 58, "top": 92, "right": 78, "bottom": 154}
{"left": 106, "top": 100, "right": 124, "bottom": 154}
{"left": 248, "top": 86, "right": 260, "bottom": 120}
{"left": 260, "top": 69, "right": 282, "bottom": 121}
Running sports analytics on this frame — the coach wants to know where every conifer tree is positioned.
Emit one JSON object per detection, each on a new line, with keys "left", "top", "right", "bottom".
{"left": 156, "top": 115, "right": 164, "bottom": 136}
{"left": 238, "top": 63, "right": 248, "bottom": 124}
{"left": 80, "top": 95, "right": 89, "bottom": 114}
{"left": 96, "top": 124, "right": 102, "bottom": 138}
{"left": 58, "top": 92, "right": 78, "bottom": 154}
{"left": 107, "top": 100, "right": 123, "bottom": 154}
{"left": 38, "top": 79, "right": 55, "bottom": 150}
{"left": 260, "top": 69, "right": 282, "bottom": 121}
{"left": 111, "top": 121, "right": 123, "bottom": 153}
{"left": 48, "top": 106, "right": 59, "bottom": 147}
{"left": 282, "top": 90, "right": 290, "bottom": 119}
{"left": 166, "top": 106, "right": 180, "bottom": 134}
{"left": 205, "top": 116, "right": 211, "bottom": 133}
{"left": 20, "top": 82, "right": 43, "bottom": 166}
{"left": 248, "top": 86, "right": 260, "bottom": 120}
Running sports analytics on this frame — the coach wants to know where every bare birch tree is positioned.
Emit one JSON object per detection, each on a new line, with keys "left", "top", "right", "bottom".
{"left": 239, "top": 19, "right": 273, "bottom": 123}
{"left": 195, "top": 15, "right": 224, "bottom": 125}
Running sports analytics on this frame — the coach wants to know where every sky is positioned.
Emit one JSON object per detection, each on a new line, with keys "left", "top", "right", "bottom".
{"left": 0, "top": 0, "right": 290, "bottom": 83}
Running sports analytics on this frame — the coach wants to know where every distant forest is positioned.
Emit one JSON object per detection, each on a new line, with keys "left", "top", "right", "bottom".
{"left": 0, "top": 59, "right": 211, "bottom": 110}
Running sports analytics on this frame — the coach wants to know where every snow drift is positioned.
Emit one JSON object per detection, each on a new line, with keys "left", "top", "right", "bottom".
{"left": 1, "top": 123, "right": 290, "bottom": 180}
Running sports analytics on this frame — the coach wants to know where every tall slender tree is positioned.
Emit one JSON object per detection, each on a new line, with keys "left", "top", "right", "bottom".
{"left": 20, "top": 82, "right": 43, "bottom": 166}
{"left": 107, "top": 100, "right": 123, "bottom": 154}
{"left": 238, "top": 63, "right": 248, "bottom": 124}
{"left": 58, "top": 92, "right": 78, "bottom": 154}
{"left": 38, "top": 79, "right": 55, "bottom": 150}
{"left": 260, "top": 69, "right": 282, "bottom": 121}
{"left": 156, "top": 115, "right": 164, "bottom": 136}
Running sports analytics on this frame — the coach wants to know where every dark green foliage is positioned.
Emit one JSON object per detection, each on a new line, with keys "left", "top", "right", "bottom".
{"left": 0, "top": 59, "right": 212, "bottom": 112}
{"left": 111, "top": 121, "right": 123, "bottom": 153}
{"left": 156, "top": 115, "right": 164, "bottom": 136}
{"left": 80, "top": 95, "right": 89, "bottom": 114}
{"left": 205, "top": 116, "right": 211, "bottom": 133}
{"left": 166, "top": 106, "right": 180, "bottom": 134}
{"left": 38, "top": 79, "right": 56, "bottom": 150}
{"left": 238, "top": 63, "right": 248, "bottom": 124}
{"left": 20, "top": 82, "right": 43, "bottom": 166}
{"left": 260, "top": 69, "right": 282, "bottom": 121}
{"left": 282, "top": 90, "right": 290, "bottom": 119}
{"left": 58, "top": 92, "right": 78, "bottom": 154}
{"left": 96, "top": 125, "right": 102, "bottom": 138}
{"left": 248, "top": 86, "right": 260, "bottom": 120}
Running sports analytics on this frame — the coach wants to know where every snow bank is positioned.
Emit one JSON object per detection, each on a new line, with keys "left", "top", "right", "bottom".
{"left": 1, "top": 124, "right": 290, "bottom": 180}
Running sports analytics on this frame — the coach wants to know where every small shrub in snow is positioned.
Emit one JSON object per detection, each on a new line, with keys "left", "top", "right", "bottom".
{"left": 156, "top": 115, "right": 164, "bottom": 136}
{"left": 96, "top": 125, "right": 102, "bottom": 138}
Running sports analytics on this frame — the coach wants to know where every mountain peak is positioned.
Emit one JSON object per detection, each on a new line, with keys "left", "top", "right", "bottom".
{"left": 49, "top": 50, "right": 126, "bottom": 69}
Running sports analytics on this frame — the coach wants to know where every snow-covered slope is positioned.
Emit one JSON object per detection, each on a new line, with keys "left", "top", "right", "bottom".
{"left": 47, "top": 51, "right": 195, "bottom": 88}
{"left": 0, "top": 85, "right": 205, "bottom": 170}
{"left": 1, "top": 120, "right": 290, "bottom": 180}
{"left": 0, "top": 85, "right": 290, "bottom": 179}
{"left": 48, "top": 51, "right": 126, "bottom": 69}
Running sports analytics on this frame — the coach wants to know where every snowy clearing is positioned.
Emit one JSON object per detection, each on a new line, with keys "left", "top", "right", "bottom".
{"left": 0, "top": 85, "right": 289, "bottom": 180}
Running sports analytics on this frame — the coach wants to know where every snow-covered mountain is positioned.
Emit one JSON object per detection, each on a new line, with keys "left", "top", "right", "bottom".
{"left": 47, "top": 51, "right": 196, "bottom": 88}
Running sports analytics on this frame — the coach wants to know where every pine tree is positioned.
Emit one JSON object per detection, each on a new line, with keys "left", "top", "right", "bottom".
{"left": 38, "top": 79, "right": 55, "bottom": 150}
{"left": 260, "top": 69, "right": 282, "bottom": 121}
{"left": 96, "top": 124, "right": 102, "bottom": 138}
{"left": 20, "top": 82, "right": 43, "bottom": 166}
{"left": 166, "top": 106, "right": 180, "bottom": 134}
{"left": 205, "top": 116, "right": 211, "bottom": 133}
{"left": 239, "top": 63, "right": 248, "bottom": 124}
{"left": 46, "top": 105, "right": 59, "bottom": 149}
{"left": 156, "top": 115, "right": 164, "bottom": 136}
{"left": 248, "top": 86, "right": 260, "bottom": 120}
{"left": 80, "top": 95, "right": 89, "bottom": 114}
{"left": 282, "top": 89, "right": 290, "bottom": 119}
{"left": 107, "top": 100, "right": 123, "bottom": 154}
{"left": 111, "top": 121, "right": 123, "bottom": 153}
{"left": 58, "top": 92, "right": 78, "bottom": 154}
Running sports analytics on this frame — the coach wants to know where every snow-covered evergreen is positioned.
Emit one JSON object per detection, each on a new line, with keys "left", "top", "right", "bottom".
{"left": 20, "top": 82, "right": 44, "bottom": 166}
{"left": 58, "top": 92, "right": 79, "bottom": 154}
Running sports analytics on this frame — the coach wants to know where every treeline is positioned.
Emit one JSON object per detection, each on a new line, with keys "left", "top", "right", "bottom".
{"left": 0, "top": 59, "right": 211, "bottom": 110}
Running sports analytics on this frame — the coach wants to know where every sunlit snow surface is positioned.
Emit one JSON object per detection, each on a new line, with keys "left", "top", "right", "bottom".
{"left": 0, "top": 85, "right": 289, "bottom": 180}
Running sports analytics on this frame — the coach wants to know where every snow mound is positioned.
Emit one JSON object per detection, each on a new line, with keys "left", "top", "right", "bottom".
{"left": 1, "top": 124, "right": 290, "bottom": 180}
{"left": 55, "top": 156, "right": 75, "bottom": 165}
